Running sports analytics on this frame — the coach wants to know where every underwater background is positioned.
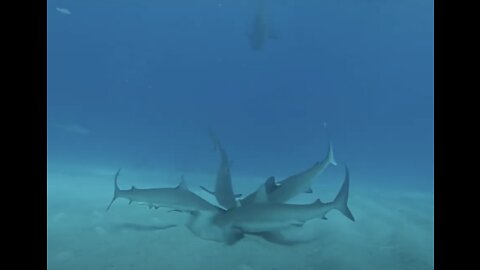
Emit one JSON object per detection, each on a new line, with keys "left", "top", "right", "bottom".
{"left": 47, "top": 0, "right": 433, "bottom": 269}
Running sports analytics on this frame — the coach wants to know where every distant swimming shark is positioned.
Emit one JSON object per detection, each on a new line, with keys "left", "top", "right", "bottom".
{"left": 110, "top": 223, "right": 177, "bottom": 233}
{"left": 106, "top": 169, "right": 222, "bottom": 213}
{"left": 56, "top": 7, "right": 71, "bottom": 15}
{"left": 240, "top": 142, "right": 337, "bottom": 206}
{"left": 200, "top": 130, "right": 241, "bottom": 210}
{"left": 248, "top": 0, "right": 278, "bottom": 51}
{"left": 213, "top": 166, "right": 354, "bottom": 244}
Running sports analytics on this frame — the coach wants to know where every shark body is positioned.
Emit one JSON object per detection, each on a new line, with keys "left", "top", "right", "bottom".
{"left": 240, "top": 142, "right": 337, "bottom": 206}
{"left": 106, "top": 170, "right": 222, "bottom": 213}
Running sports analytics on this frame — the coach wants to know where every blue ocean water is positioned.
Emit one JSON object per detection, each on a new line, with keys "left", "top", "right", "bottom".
{"left": 47, "top": 1, "right": 433, "bottom": 269}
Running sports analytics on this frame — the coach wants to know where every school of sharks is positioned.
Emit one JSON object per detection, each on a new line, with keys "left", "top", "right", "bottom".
{"left": 106, "top": 130, "right": 355, "bottom": 246}
{"left": 104, "top": 0, "right": 356, "bottom": 245}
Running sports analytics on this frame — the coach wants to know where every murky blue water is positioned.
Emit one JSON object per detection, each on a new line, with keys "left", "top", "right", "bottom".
{"left": 47, "top": 1, "right": 433, "bottom": 269}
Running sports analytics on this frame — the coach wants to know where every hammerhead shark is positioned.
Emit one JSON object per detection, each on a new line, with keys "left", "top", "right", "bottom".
{"left": 200, "top": 130, "right": 241, "bottom": 210}
{"left": 212, "top": 166, "right": 354, "bottom": 244}
{"left": 106, "top": 169, "right": 222, "bottom": 213}
{"left": 193, "top": 134, "right": 338, "bottom": 245}
{"left": 248, "top": 0, "right": 278, "bottom": 51}
{"left": 193, "top": 131, "right": 318, "bottom": 245}
{"left": 240, "top": 142, "right": 337, "bottom": 206}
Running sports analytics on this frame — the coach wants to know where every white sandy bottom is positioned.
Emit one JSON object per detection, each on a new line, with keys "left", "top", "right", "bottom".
{"left": 47, "top": 171, "right": 433, "bottom": 270}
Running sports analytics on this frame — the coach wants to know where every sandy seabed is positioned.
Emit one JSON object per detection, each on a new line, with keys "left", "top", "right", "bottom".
{"left": 47, "top": 166, "right": 433, "bottom": 270}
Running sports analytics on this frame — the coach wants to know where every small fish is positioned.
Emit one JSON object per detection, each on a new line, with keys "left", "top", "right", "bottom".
{"left": 56, "top": 7, "right": 71, "bottom": 15}
{"left": 54, "top": 123, "right": 89, "bottom": 135}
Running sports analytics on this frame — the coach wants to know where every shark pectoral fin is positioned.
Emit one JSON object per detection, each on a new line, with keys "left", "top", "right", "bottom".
{"left": 304, "top": 187, "right": 313, "bottom": 193}
{"left": 290, "top": 220, "right": 306, "bottom": 227}
{"left": 200, "top": 186, "right": 215, "bottom": 196}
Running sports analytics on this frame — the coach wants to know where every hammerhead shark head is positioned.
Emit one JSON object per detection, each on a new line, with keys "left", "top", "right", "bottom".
{"left": 240, "top": 142, "right": 337, "bottom": 206}
{"left": 212, "top": 166, "right": 354, "bottom": 245}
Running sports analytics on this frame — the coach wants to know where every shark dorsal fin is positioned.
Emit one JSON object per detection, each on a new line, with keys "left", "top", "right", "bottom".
{"left": 131, "top": 186, "right": 136, "bottom": 190}
{"left": 265, "top": 176, "right": 279, "bottom": 193}
{"left": 176, "top": 176, "right": 189, "bottom": 191}
{"left": 253, "top": 183, "right": 269, "bottom": 203}
{"left": 304, "top": 187, "right": 313, "bottom": 194}
{"left": 313, "top": 198, "right": 325, "bottom": 206}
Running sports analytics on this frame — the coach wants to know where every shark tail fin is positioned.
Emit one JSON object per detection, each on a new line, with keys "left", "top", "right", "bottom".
{"left": 327, "top": 141, "right": 337, "bottom": 166}
{"left": 106, "top": 168, "right": 121, "bottom": 211}
{"left": 333, "top": 166, "right": 355, "bottom": 221}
